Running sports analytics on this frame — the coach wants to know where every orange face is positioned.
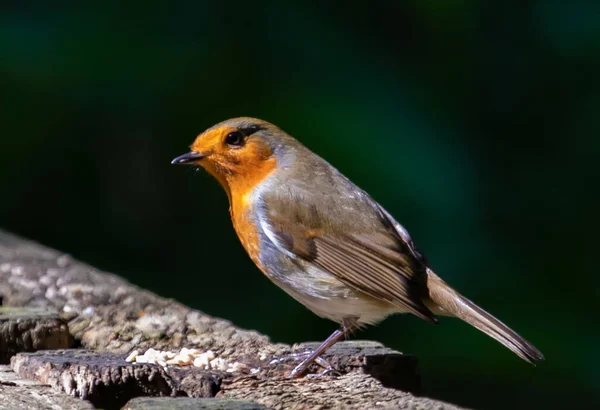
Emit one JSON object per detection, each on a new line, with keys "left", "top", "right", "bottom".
{"left": 177, "top": 124, "right": 277, "bottom": 204}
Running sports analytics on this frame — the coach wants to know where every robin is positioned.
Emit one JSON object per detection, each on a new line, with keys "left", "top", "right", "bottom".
{"left": 172, "top": 117, "right": 544, "bottom": 377}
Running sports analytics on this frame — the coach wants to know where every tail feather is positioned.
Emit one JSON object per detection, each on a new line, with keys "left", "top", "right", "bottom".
{"left": 426, "top": 269, "right": 544, "bottom": 364}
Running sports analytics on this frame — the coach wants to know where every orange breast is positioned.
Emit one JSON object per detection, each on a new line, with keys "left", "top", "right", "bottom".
{"left": 228, "top": 157, "right": 276, "bottom": 268}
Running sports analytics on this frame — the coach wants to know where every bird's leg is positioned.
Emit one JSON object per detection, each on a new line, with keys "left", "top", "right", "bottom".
{"left": 288, "top": 327, "right": 348, "bottom": 378}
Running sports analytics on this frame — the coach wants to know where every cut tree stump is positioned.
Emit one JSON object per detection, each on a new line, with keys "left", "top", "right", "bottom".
{"left": 0, "top": 307, "right": 71, "bottom": 363}
{"left": 9, "top": 349, "right": 225, "bottom": 409}
{"left": 0, "top": 364, "right": 94, "bottom": 410}
{"left": 0, "top": 229, "right": 465, "bottom": 410}
{"left": 10, "top": 350, "right": 191, "bottom": 409}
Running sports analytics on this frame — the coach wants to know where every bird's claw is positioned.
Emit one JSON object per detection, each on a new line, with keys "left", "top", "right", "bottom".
{"left": 306, "top": 366, "right": 341, "bottom": 378}
{"left": 271, "top": 350, "right": 337, "bottom": 378}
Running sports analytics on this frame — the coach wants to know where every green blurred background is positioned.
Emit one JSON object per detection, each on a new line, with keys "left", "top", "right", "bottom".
{"left": 1, "top": 2, "right": 597, "bottom": 409}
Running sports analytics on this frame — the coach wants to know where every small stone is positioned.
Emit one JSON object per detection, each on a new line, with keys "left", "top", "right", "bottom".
{"left": 130, "top": 334, "right": 142, "bottom": 346}
{"left": 82, "top": 306, "right": 95, "bottom": 316}
{"left": 125, "top": 350, "right": 139, "bottom": 362}
{"left": 56, "top": 255, "right": 71, "bottom": 267}
{"left": 227, "top": 362, "right": 250, "bottom": 373}
{"left": 39, "top": 275, "right": 53, "bottom": 286}
{"left": 135, "top": 355, "right": 148, "bottom": 364}
{"left": 10, "top": 266, "right": 23, "bottom": 276}
{"left": 193, "top": 357, "right": 208, "bottom": 369}
{"left": 210, "top": 357, "right": 228, "bottom": 371}
{"left": 45, "top": 287, "right": 57, "bottom": 300}
{"left": 166, "top": 357, "right": 184, "bottom": 366}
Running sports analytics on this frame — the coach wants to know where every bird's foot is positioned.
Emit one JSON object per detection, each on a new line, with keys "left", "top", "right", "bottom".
{"left": 269, "top": 351, "right": 336, "bottom": 378}
{"left": 304, "top": 366, "right": 342, "bottom": 379}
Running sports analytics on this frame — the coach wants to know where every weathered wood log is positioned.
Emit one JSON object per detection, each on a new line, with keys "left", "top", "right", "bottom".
{"left": 125, "top": 397, "right": 271, "bottom": 410}
{"left": 9, "top": 348, "right": 232, "bottom": 409}
{"left": 0, "top": 230, "right": 464, "bottom": 409}
{"left": 0, "top": 364, "right": 94, "bottom": 410}
{"left": 8, "top": 342, "right": 422, "bottom": 409}
{"left": 219, "top": 372, "right": 464, "bottom": 410}
{"left": 0, "top": 307, "right": 71, "bottom": 364}
{"left": 10, "top": 350, "right": 189, "bottom": 409}
{"left": 294, "top": 340, "right": 421, "bottom": 393}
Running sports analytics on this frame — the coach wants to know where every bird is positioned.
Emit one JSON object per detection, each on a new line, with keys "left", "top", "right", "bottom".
{"left": 172, "top": 117, "right": 544, "bottom": 377}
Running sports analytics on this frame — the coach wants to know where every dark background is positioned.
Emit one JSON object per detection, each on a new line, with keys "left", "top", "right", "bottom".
{"left": 1, "top": 2, "right": 598, "bottom": 409}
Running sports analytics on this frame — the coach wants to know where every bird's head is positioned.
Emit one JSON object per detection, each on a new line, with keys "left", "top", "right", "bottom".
{"left": 172, "top": 117, "right": 290, "bottom": 201}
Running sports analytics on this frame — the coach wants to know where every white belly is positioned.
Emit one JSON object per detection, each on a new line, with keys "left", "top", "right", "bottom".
{"left": 265, "top": 263, "right": 401, "bottom": 326}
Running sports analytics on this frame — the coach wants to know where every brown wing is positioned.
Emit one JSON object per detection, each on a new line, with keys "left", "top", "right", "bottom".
{"left": 263, "top": 199, "right": 437, "bottom": 323}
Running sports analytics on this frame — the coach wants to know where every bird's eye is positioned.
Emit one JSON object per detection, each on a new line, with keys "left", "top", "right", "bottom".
{"left": 225, "top": 131, "right": 244, "bottom": 147}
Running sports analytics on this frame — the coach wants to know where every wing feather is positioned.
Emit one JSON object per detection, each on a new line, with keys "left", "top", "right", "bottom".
{"left": 312, "top": 235, "right": 436, "bottom": 322}
{"left": 261, "top": 192, "right": 437, "bottom": 323}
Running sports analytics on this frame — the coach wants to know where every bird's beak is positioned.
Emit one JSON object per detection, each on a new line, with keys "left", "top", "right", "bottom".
{"left": 171, "top": 151, "right": 205, "bottom": 165}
